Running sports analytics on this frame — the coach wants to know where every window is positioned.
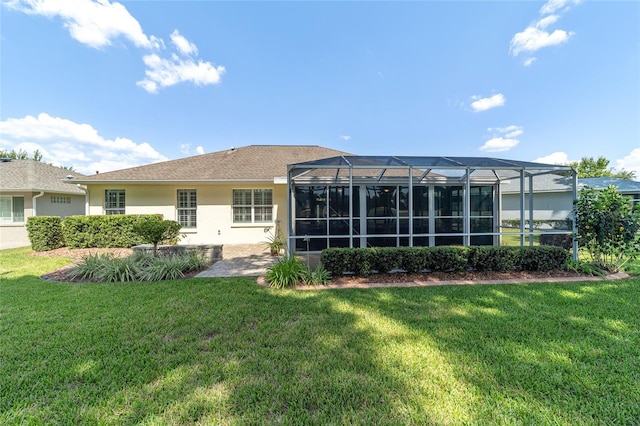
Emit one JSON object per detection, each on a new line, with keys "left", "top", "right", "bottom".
{"left": 232, "top": 189, "right": 273, "bottom": 223}
{"left": 51, "top": 196, "right": 71, "bottom": 204}
{"left": 0, "top": 196, "right": 24, "bottom": 223}
{"left": 105, "top": 190, "right": 125, "bottom": 215}
{"left": 177, "top": 189, "right": 197, "bottom": 228}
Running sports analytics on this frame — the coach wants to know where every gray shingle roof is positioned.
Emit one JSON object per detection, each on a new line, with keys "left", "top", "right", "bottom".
{"left": 73, "top": 145, "right": 352, "bottom": 183}
{"left": 578, "top": 177, "right": 640, "bottom": 193}
{"left": 0, "top": 159, "right": 86, "bottom": 194}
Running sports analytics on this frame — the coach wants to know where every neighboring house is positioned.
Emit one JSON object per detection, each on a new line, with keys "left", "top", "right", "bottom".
{"left": 501, "top": 175, "right": 640, "bottom": 224}
{"left": 71, "top": 145, "right": 351, "bottom": 247}
{"left": 0, "top": 159, "right": 86, "bottom": 249}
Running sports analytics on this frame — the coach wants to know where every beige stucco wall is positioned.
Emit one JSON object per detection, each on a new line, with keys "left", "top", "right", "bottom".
{"left": 0, "top": 191, "right": 84, "bottom": 249}
{"left": 86, "top": 183, "right": 288, "bottom": 245}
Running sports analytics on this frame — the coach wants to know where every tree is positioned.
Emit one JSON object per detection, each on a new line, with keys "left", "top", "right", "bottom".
{"left": 574, "top": 185, "right": 640, "bottom": 272}
{"left": 570, "top": 156, "right": 635, "bottom": 179}
{"left": 0, "top": 148, "right": 75, "bottom": 171}
{"left": 0, "top": 148, "right": 42, "bottom": 161}
{"left": 133, "top": 216, "right": 182, "bottom": 256}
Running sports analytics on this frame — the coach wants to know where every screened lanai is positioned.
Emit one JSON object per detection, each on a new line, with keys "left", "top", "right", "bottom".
{"left": 286, "top": 156, "right": 577, "bottom": 255}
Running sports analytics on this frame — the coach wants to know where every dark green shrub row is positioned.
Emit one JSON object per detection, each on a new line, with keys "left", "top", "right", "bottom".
{"left": 62, "top": 214, "right": 166, "bottom": 248}
{"left": 321, "top": 245, "right": 569, "bottom": 277}
{"left": 26, "top": 216, "right": 65, "bottom": 252}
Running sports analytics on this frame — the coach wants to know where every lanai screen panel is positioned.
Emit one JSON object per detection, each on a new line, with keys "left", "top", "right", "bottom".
{"left": 287, "top": 155, "right": 575, "bottom": 253}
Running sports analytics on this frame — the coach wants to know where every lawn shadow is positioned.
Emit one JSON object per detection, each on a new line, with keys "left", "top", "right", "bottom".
{"left": 1, "top": 276, "right": 441, "bottom": 424}
{"left": 327, "top": 279, "right": 640, "bottom": 423}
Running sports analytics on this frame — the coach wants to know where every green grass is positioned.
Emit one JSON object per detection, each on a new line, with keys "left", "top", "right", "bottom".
{"left": 2, "top": 247, "right": 640, "bottom": 424}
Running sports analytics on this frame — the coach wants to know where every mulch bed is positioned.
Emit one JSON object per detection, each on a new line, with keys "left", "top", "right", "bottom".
{"left": 33, "top": 247, "right": 621, "bottom": 287}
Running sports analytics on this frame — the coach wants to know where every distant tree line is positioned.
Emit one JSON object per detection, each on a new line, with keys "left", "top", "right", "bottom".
{"left": 569, "top": 156, "right": 635, "bottom": 180}
{"left": 0, "top": 148, "right": 75, "bottom": 172}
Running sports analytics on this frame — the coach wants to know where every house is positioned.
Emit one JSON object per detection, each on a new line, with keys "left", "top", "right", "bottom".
{"left": 501, "top": 175, "right": 640, "bottom": 225}
{"left": 70, "top": 145, "right": 351, "bottom": 247}
{"left": 0, "top": 159, "right": 86, "bottom": 249}
{"left": 71, "top": 146, "right": 576, "bottom": 254}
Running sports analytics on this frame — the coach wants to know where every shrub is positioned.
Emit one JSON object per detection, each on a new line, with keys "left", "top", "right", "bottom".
{"left": 62, "top": 214, "right": 162, "bottom": 248}
{"left": 132, "top": 216, "right": 182, "bottom": 256}
{"left": 426, "top": 247, "right": 467, "bottom": 272}
{"left": 574, "top": 185, "right": 640, "bottom": 272}
{"left": 398, "top": 247, "right": 429, "bottom": 273}
{"left": 468, "top": 247, "right": 520, "bottom": 272}
{"left": 26, "top": 216, "right": 64, "bottom": 252}
{"left": 519, "top": 246, "right": 569, "bottom": 271}
{"left": 70, "top": 252, "right": 208, "bottom": 283}
{"left": 320, "top": 248, "right": 352, "bottom": 276}
{"left": 265, "top": 256, "right": 306, "bottom": 289}
{"left": 370, "top": 247, "right": 401, "bottom": 273}
{"left": 301, "top": 263, "right": 331, "bottom": 286}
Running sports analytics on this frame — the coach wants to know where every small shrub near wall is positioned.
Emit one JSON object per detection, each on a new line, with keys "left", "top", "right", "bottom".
{"left": 321, "top": 245, "right": 570, "bottom": 278}
{"left": 26, "top": 216, "right": 65, "bottom": 252}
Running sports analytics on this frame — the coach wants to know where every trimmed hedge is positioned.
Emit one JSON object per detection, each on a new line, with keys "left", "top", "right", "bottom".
{"left": 321, "top": 245, "right": 570, "bottom": 277}
{"left": 26, "top": 216, "right": 65, "bottom": 252}
{"left": 62, "top": 214, "right": 163, "bottom": 248}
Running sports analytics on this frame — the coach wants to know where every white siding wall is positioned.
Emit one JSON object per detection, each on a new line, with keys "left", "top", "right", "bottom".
{"left": 501, "top": 192, "right": 573, "bottom": 221}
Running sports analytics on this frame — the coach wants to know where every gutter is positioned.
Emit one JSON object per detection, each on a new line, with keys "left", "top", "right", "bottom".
{"left": 32, "top": 191, "right": 45, "bottom": 216}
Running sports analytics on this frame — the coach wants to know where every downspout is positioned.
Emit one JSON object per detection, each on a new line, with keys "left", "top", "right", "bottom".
{"left": 572, "top": 169, "right": 578, "bottom": 261}
{"left": 32, "top": 191, "right": 45, "bottom": 217}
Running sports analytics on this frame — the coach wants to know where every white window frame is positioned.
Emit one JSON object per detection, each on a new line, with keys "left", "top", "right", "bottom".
{"left": 0, "top": 195, "right": 25, "bottom": 223}
{"left": 232, "top": 189, "right": 273, "bottom": 224}
{"left": 104, "top": 190, "right": 125, "bottom": 215}
{"left": 177, "top": 189, "right": 197, "bottom": 229}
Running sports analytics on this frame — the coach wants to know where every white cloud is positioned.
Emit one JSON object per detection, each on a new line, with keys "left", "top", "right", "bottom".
{"left": 195, "top": 146, "right": 205, "bottom": 155}
{"left": 0, "top": 113, "right": 167, "bottom": 174}
{"left": 180, "top": 143, "right": 191, "bottom": 154}
{"left": 480, "top": 125, "right": 523, "bottom": 152}
{"left": 339, "top": 135, "right": 351, "bottom": 141}
{"left": 137, "top": 52, "right": 226, "bottom": 94}
{"left": 534, "top": 151, "right": 570, "bottom": 165}
{"left": 5, "top": 0, "right": 226, "bottom": 92}
{"left": 480, "top": 138, "right": 519, "bottom": 153}
{"left": 540, "top": 0, "right": 581, "bottom": 15}
{"left": 5, "top": 0, "right": 152, "bottom": 49}
{"left": 488, "top": 125, "right": 523, "bottom": 138}
{"left": 470, "top": 94, "right": 506, "bottom": 112}
{"left": 510, "top": 0, "right": 579, "bottom": 65}
{"left": 170, "top": 29, "right": 197, "bottom": 56}
{"left": 616, "top": 148, "right": 640, "bottom": 179}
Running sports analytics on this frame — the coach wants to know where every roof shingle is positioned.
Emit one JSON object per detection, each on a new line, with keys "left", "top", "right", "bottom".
{"left": 73, "top": 145, "right": 352, "bottom": 183}
{"left": 0, "top": 159, "right": 86, "bottom": 194}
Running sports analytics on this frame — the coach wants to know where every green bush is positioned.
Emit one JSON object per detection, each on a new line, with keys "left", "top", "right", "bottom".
{"left": 426, "top": 247, "right": 468, "bottom": 272}
{"left": 398, "top": 247, "right": 429, "bottom": 273}
{"left": 132, "top": 216, "right": 182, "bottom": 255}
{"left": 265, "top": 256, "right": 306, "bottom": 289}
{"left": 468, "top": 247, "right": 520, "bottom": 272}
{"left": 321, "top": 245, "right": 570, "bottom": 278}
{"left": 26, "top": 216, "right": 65, "bottom": 252}
{"left": 574, "top": 185, "right": 640, "bottom": 272}
{"left": 62, "top": 214, "right": 162, "bottom": 248}
{"left": 519, "top": 246, "right": 569, "bottom": 271}
{"left": 301, "top": 263, "right": 331, "bottom": 286}
{"left": 70, "top": 252, "right": 208, "bottom": 283}
{"left": 370, "top": 247, "right": 401, "bottom": 273}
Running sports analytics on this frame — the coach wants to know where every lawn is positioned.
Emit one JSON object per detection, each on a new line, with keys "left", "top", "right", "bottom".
{"left": 1, "top": 247, "right": 639, "bottom": 425}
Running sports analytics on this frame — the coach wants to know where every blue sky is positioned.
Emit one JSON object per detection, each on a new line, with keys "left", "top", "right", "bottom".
{"left": 1, "top": 0, "right": 639, "bottom": 176}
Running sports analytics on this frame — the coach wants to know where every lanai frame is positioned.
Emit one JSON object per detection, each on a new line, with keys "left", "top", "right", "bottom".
{"left": 286, "top": 155, "right": 577, "bottom": 259}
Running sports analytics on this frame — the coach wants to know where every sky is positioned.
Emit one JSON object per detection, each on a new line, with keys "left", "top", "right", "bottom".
{"left": 1, "top": 0, "right": 639, "bottom": 177}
